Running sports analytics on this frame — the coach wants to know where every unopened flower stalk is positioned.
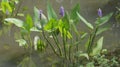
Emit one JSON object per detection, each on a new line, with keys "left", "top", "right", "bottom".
{"left": 59, "top": 6, "right": 65, "bottom": 17}
{"left": 98, "top": 8, "right": 102, "bottom": 17}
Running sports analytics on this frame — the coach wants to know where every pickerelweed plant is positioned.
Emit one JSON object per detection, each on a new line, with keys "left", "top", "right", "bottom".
{"left": 4, "top": 1, "right": 113, "bottom": 66}
{"left": 0, "top": 0, "right": 21, "bottom": 18}
{"left": 0, "top": 0, "right": 24, "bottom": 36}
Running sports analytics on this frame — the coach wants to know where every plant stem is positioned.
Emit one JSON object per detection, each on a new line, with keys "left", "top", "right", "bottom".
{"left": 42, "top": 30, "right": 59, "bottom": 57}
{"left": 28, "top": 33, "right": 33, "bottom": 56}
{"left": 39, "top": 18, "right": 59, "bottom": 57}
{"left": 62, "top": 29, "right": 67, "bottom": 59}
{"left": 15, "top": 0, "right": 23, "bottom": 17}
{"left": 69, "top": 23, "right": 73, "bottom": 61}
{"left": 68, "top": 45, "right": 72, "bottom": 61}
{"left": 52, "top": 32, "right": 62, "bottom": 56}
{"left": 87, "top": 26, "right": 99, "bottom": 55}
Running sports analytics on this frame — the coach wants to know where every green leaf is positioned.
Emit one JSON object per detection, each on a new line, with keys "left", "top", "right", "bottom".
{"left": 58, "top": 20, "right": 72, "bottom": 38}
{"left": 33, "top": 7, "right": 39, "bottom": 24}
{"left": 81, "top": 32, "right": 88, "bottom": 39}
{"left": 66, "top": 31, "right": 72, "bottom": 39}
{"left": 26, "top": 15, "right": 33, "bottom": 29}
{"left": 95, "top": 13, "right": 113, "bottom": 26}
{"left": 71, "top": 23, "right": 79, "bottom": 35}
{"left": 86, "top": 62, "right": 94, "bottom": 67}
{"left": 33, "top": 7, "right": 47, "bottom": 30}
{"left": 16, "top": 39, "right": 27, "bottom": 47}
{"left": 92, "top": 37, "right": 104, "bottom": 56}
{"left": 24, "top": 14, "right": 33, "bottom": 31}
{"left": 2, "top": 0, "right": 8, "bottom": 2}
{"left": 44, "top": 19, "right": 58, "bottom": 32}
{"left": 47, "top": 1, "right": 57, "bottom": 20}
{"left": 34, "top": 36, "right": 46, "bottom": 51}
{"left": 96, "top": 27, "right": 109, "bottom": 35}
{"left": 30, "top": 27, "right": 40, "bottom": 32}
{"left": 1, "top": 1, "right": 12, "bottom": 13}
{"left": 77, "top": 12, "right": 94, "bottom": 29}
{"left": 17, "top": 13, "right": 24, "bottom": 17}
{"left": 76, "top": 51, "right": 89, "bottom": 60}
{"left": 4, "top": 18, "right": 24, "bottom": 27}
{"left": 79, "top": 53, "right": 89, "bottom": 60}
{"left": 70, "top": 4, "right": 80, "bottom": 23}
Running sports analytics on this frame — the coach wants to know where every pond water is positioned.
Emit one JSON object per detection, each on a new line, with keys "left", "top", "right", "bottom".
{"left": 0, "top": 0, "right": 120, "bottom": 67}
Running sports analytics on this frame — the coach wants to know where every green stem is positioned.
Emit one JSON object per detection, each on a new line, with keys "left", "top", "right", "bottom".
{"left": 87, "top": 26, "right": 99, "bottom": 55}
{"left": 39, "top": 18, "right": 59, "bottom": 57}
{"left": 68, "top": 45, "right": 72, "bottom": 61}
{"left": 76, "top": 37, "right": 79, "bottom": 52}
{"left": 28, "top": 33, "right": 33, "bottom": 55}
{"left": 69, "top": 23, "right": 73, "bottom": 61}
{"left": 15, "top": 0, "right": 23, "bottom": 17}
{"left": 42, "top": 30, "right": 59, "bottom": 57}
{"left": 52, "top": 32, "right": 62, "bottom": 56}
{"left": 62, "top": 29, "right": 67, "bottom": 59}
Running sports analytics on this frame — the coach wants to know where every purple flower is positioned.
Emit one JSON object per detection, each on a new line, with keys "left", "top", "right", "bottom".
{"left": 98, "top": 8, "right": 102, "bottom": 17}
{"left": 39, "top": 10, "right": 43, "bottom": 19}
{"left": 59, "top": 6, "right": 65, "bottom": 17}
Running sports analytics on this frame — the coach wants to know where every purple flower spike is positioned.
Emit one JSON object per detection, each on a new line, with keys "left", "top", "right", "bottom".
{"left": 98, "top": 8, "right": 102, "bottom": 17}
{"left": 39, "top": 10, "right": 43, "bottom": 19}
{"left": 59, "top": 6, "right": 65, "bottom": 17}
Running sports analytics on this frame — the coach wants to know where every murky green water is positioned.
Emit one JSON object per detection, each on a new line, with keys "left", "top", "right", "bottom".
{"left": 0, "top": 0, "right": 120, "bottom": 67}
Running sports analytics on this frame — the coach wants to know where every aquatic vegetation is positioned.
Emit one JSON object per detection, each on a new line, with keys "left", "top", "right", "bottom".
{"left": 98, "top": 8, "right": 102, "bottom": 17}
{"left": 1, "top": 0, "right": 119, "bottom": 67}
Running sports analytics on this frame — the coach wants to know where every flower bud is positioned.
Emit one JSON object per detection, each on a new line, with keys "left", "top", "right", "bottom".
{"left": 98, "top": 8, "right": 102, "bottom": 17}
{"left": 59, "top": 6, "right": 65, "bottom": 17}
{"left": 39, "top": 10, "right": 43, "bottom": 19}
